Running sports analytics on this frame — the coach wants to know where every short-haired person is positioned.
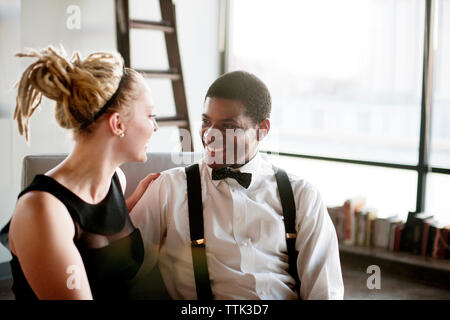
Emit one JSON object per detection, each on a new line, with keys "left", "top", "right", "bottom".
{"left": 131, "top": 71, "right": 344, "bottom": 300}
{"left": 0, "top": 46, "right": 160, "bottom": 299}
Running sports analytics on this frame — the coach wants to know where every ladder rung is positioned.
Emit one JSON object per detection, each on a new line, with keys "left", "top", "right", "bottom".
{"left": 156, "top": 117, "right": 189, "bottom": 128}
{"left": 138, "top": 69, "right": 181, "bottom": 80}
{"left": 130, "top": 19, "right": 174, "bottom": 33}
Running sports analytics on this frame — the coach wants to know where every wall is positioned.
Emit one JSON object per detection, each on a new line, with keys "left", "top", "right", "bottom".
{"left": 0, "top": 0, "right": 220, "bottom": 264}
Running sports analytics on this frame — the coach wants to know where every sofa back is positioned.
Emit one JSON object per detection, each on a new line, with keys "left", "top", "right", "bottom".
{"left": 21, "top": 152, "right": 203, "bottom": 198}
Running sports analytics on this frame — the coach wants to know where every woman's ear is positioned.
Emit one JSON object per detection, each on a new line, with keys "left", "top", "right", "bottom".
{"left": 108, "top": 112, "right": 125, "bottom": 137}
{"left": 257, "top": 119, "right": 270, "bottom": 141}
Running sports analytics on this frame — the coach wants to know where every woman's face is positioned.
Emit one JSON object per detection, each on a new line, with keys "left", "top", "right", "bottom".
{"left": 121, "top": 80, "right": 158, "bottom": 163}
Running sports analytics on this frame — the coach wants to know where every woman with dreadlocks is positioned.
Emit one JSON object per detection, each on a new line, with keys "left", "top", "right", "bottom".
{"left": 2, "top": 46, "right": 159, "bottom": 299}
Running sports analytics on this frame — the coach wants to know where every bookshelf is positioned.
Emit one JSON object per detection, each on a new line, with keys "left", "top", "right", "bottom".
{"left": 339, "top": 243, "right": 450, "bottom": 273}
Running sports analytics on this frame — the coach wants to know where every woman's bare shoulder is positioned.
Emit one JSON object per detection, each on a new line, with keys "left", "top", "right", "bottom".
{"left": 10, "top": 191, "right": 75, "bottom": 254}
{"left": 15, "top": 190, "right": 72, "bottom": 216}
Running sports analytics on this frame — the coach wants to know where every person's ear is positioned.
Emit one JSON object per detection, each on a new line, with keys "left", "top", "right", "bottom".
{"left": 108, "top": 112, "right": 125, "bottom": 137}
{"left": 256, "top": 119, "right": 270, "bottom": 141}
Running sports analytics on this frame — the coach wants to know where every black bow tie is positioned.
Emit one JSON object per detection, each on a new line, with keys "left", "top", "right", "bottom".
{"left": 211, "top": 167, "right": 252, "bottom": 189}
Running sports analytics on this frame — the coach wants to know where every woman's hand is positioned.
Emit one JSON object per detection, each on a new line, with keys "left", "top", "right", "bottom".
{"left": 126, "top": 172, "right": 161, "bottom": 212}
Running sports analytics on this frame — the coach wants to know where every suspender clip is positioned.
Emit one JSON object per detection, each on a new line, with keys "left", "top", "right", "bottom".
{"left": 286, "top": 233, "right": 297, "bottom": 239}
{"left": 192, "top": 238, "right": 206, "bottom": 247}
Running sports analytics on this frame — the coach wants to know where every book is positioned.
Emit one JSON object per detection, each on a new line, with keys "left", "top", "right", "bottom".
{"left": 388, "top": 220, "right": 403, "bottom": 251}
{"left": 354, "top": 209, "right": 362, "bottom": 246}
{"left": 343, "top": 197, "right": 366, "bottom": 246}
{"left": 365, "top": 210, "right": 377, "bottom": 247}
{"left": 426, "top": 222, "right": 439, "bottom": 257}
{"left": 373, "top": 215, "right": 398, "bottom": 249}
{"left": 400, "top": 212, "right": 434, "bottom": 254}
{"left": 394, "top": 223, "right": 405, "bottom": 252}
{"left": 437, "top": 228, "right": 446, "bottom": 259}
{"left": 437, "top": 226, "right": 450, "bottom": 259}
{"left": 431, "top": 227, "right": 440, "bottom": 259}
{"left": 420, "top": 217, "right": 437, "bottom": 257}
{"left": 413, "top": 213, "right": 435, "bottom": 255}
{"left": 445, "top": 229, "right": 449, "bottom": 259}
{"left": 355, "top": 209, "right": 369, "bottom": 246}
{"left": 370, "top": 218, "right": 377, "bottom": 247}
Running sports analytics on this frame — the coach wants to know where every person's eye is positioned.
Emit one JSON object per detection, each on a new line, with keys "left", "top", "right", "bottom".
{"left": 202, "top": 119, "right": 210, "bottom": 125}
{"left": 149, "top": 114, "right": 156, "bottom": 119}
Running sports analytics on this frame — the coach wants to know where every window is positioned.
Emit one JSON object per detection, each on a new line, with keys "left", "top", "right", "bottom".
{"left": 426, "top": 173, "right": 450, "bottom": 225}
{"left": 227, "top": 0, "right": 450, "bottom": 224}
{"left": 267, "top": 154, "right": 417, "bottom": 220}
{"left": 430, "top": 0, "right": 450, "bottom": 169}
{"left": 228, "top": 0, "right": 424, "bottom": 164}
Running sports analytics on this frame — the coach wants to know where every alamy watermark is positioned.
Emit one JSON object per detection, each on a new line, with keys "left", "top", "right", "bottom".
{"left": 366, "top": 265, "right": 381, "bottom": 290}
{"left": 66, "top": 265, "right": 81, "bottom": 290}
{"left": 66, "top": 5, "right": 81, "bottom": 30}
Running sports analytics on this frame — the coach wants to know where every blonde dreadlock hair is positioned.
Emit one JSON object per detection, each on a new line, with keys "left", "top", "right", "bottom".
{"left": 14, "top": 45, "right": 140, "bottom": 142}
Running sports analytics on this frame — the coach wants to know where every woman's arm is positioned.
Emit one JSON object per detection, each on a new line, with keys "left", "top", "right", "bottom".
{"left": 9, "top": 192, "right": 93, "bottom": 300}
{"left": 115, "top": 167, "right": 160, "bottom": 212}
{"left": 125, "top": 172, "right": 160, "bottom": 212}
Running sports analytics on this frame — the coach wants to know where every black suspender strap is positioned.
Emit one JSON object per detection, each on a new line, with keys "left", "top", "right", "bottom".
{"left": 274, "top": 167, "right": 301, "bottom": 295}
{"left": 185, "top": 163, "right": 300, "bottom": 299}
{"left": 185, "top": 164, "right": 213, "bottom": 300}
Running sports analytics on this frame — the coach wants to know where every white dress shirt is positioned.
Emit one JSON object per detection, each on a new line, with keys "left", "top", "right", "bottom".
{"left": 130, "top": 152, "right": 344, "bottom": 300}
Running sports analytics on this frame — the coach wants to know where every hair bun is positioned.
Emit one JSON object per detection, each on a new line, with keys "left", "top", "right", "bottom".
{"left": 14, "top": 45, "right": 125, "bottom": 142}
{"left": 16, "top": 46, "right": 73, "bottom": 101}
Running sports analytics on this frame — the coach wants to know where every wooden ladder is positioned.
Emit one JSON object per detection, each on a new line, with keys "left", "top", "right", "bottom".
{"left": 115, "top": 0, "right": 193, "bottom": 152}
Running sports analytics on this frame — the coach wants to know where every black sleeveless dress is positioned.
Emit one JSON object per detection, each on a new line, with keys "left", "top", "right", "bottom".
{"left": 0, "top": 173, "right": 144, "bottom": 300}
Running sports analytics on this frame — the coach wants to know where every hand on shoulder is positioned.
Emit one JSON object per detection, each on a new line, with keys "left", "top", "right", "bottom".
{"left": 126, "top": 172, "right": 161, "bottom": 212}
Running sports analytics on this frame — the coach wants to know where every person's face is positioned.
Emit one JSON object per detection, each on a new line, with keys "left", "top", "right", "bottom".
{"left": 200, "top": 97, "right": 264, "bottom": 169}
{"left": 122, "top": 80, "right": 158, "bottom": 162}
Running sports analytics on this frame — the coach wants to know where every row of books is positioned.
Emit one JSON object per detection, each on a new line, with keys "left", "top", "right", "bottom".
{"left": 327, "top": 197, "right": 450, "bottom": 259}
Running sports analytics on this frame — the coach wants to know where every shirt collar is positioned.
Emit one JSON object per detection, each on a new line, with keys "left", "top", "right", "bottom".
{"left": 204, "top": 152, "right": 262, "bottom": 188}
